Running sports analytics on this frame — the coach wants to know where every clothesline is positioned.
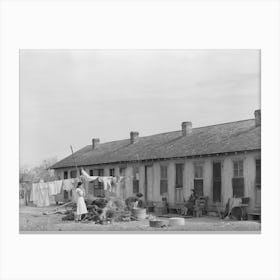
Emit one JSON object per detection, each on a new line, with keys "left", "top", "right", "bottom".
{"left": 30, "top": 169, "right": 131, "bottom": 207}
{"left": 30, "top": 178, "right": 79, "bottom": 207}
{"left": 81, "top": 169, "right": 125, "bottom": 192}
{"left": 80, "top": 169, "right": 136, "bottom": 181}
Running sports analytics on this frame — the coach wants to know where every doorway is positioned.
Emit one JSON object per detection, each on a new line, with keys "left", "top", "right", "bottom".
{"left": 213, "top": 162, "right": 221, "bottom": 202}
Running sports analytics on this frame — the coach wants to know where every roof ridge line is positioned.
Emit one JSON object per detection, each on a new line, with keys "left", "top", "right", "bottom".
{"left": 92, "top": 118, "right": 255, "bottom": 145}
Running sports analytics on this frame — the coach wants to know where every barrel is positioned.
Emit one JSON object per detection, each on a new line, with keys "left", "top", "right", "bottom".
{"left": 168, "top": 217, "right": 185, "bottom": 226}
{"left": 132, "top": 208, "right": 146, "bottom": 220}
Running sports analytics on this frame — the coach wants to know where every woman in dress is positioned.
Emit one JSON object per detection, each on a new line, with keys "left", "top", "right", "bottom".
{"left": 75, "top": 182, "right": 88, "bottom": 221}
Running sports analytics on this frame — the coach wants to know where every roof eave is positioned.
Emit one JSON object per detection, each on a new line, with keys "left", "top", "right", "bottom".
{"left": 50, "top": 148, "right": 261, "bottom": 170}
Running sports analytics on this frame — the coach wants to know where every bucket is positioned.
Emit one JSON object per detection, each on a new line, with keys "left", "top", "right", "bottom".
{"left": 168, "top": 217, "right": 185, "bottom": 226}
{"left": 149, "top": 220, "right": 166, "bottom": 228}
{"left": 132, "top": 208, "right": 146, "bottom": 220}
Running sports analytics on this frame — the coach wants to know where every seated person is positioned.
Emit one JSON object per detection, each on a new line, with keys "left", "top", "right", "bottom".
{"left": 182, "top": 189, "right": 198, "bottom": 215}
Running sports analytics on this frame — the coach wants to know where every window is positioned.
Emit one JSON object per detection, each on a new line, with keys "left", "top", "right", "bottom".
{"left": 160, "top": 165, "right": 168, "bottom": 195}
{"left": 194, "top": 163, "right": 204, "bottom": 196}
{"left": 256, "top": 159, "right": 261, "bottom": 188}
{"left": 87, "top": 169, "right": 97, "bottom": 196}
{"left": 120, "top": 167, "right": 126, "bottom": 176}
{"left": 133, "top": 166, "right": 139, "bottom": 193}
{"left": 175, "top": 164, "right": 183, "bottom": 189}
{"left": 91, "top": 169, "right": 104, "bottom": 197}
{"left": 109, "top": 168, "right": 115, "bottom": 177}
{"left": 70, "top": 170, "right": 77, "bottom": 178}
{"left": 194, "top": 164, "right": 203, "bottom": 179}
{"left": 232, "top": 160, "right": 244, "bottom": 198}
{"left": 63, "top": 171, "right": 68, "bottom": 179}
{"left": 233, "top": 160, "right": 243, "bottom": 177}
{"left": 97, "top": 169, "right": 104, "bottom": 187}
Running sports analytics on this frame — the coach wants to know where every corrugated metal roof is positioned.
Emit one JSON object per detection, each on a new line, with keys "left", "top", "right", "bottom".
{"left": 51, "top": 119, "right": 261, "bottom": 169}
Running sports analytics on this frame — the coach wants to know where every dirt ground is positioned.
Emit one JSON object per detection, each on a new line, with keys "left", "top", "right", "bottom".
{"left": 19, "top": 205, "right": 261, "bottom": 233}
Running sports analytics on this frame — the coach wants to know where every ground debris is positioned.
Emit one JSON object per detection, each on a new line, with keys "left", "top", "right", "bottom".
{"left": 62, "top": 197, "right": 137, "bottom": 224}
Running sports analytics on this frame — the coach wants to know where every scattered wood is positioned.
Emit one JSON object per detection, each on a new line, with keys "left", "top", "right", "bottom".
{"left": 43, "top": 201, "right": 73, "bottom": 215}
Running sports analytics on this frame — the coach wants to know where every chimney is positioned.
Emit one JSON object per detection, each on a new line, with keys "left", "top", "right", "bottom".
{"left": 130, "top": 131, "right": 139, "bottom": 144}
{"left": 181, "top": 121, "right": 192, "bottom": 136}
{"left": 92, "top": 138, "right": 100, "bottom": 149}
{"left": 254, "top": 109, "right": 261, "bottom": 127}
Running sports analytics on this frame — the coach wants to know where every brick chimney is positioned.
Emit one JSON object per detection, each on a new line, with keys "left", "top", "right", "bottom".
{"left": 130, "top": 131, "right": 139, "bottom": 144}
{"left": 92, "top": 138, "right": 100, "bottom": 149}
{"left": 254, "top": 109, "right": 261, "bottom": 127}
{"left": 181, "top": 121, "right": 192, "bottom": 136}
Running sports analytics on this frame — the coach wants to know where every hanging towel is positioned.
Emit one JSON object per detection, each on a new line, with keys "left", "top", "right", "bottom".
{"left": 81, "top": 169, "right": 99, "bottom": 182}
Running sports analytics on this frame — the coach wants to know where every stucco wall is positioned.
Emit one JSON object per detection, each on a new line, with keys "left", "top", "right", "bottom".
{"left": 125, "top": 166, "right": 133, "bottom": 198}
{"left": 244, "top": 155, "right": 257, "bottom": 209}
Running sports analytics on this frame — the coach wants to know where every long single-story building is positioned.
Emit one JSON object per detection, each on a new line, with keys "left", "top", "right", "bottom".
{"left": 50, "top": 110, "right": 261, "bottom": 213}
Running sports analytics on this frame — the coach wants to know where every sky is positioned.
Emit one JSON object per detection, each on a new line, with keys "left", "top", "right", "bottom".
{"left": 20, "top": 49, "right": 260, "bottom": 168}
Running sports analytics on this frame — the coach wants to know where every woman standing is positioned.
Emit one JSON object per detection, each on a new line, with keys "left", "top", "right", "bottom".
{"left": 75, "top": 182, "right": 88, "bottom": 221}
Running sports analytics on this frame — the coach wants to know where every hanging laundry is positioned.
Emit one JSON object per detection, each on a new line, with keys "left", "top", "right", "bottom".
{"left": 81, "top": 169, "right": 99, "bottom": 182}
{"left": 98, "top": 177, "right": 114, "bottom": 192}
{"left": 36, "top": 182, "right": 50, "bottom": 207}
{"left": 30, "top": 183, "right": 39, "bottom": 203}
{"left": 54, "top": 180, "right": 63, "bottom": 194}
{"left": 63, "top": 179, "right": 75, "bottom": 191}
{"left": 48, "top": 181, "right": 56, "bottom": 196}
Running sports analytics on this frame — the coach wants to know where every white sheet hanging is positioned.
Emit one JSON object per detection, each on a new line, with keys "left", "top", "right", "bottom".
{"left": 81, "top": 169, "right": 99, "bottom": 182}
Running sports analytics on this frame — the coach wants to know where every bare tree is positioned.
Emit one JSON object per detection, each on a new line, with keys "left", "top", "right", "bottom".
{"left": 19, "top": 156, "right": 58, "bottom": 183}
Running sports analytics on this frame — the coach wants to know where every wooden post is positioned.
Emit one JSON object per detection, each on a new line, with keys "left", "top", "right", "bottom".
{"left": 70, "top": 145, "right": 79, "bottom": 177}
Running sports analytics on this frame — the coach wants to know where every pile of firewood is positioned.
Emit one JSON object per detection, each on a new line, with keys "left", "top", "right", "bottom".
{"left": 61, "top": 197, "right": 141, "bottom": 224}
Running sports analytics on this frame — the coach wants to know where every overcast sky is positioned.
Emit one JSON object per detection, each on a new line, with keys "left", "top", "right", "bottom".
{"left": 20, "top": 49, "right": 260, "bottom": 168}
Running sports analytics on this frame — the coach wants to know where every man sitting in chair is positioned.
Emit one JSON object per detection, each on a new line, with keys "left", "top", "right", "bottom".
{"left": 181, "top": 189, "right": 198, "bottom": 216}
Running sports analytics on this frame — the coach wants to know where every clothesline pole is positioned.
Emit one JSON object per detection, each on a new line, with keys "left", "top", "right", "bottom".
{"left": 70, "top": 145, "right": 79, "bottom": 177}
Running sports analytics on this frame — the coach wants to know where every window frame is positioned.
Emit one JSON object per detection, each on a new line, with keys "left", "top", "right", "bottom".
{"left": 119, "top": 167, "right": 126, "bottom": 177}
{"left": 194, "top": 162, "right": 204, "bottom": 179}
{"left": 233, "top": 160, "right": 244, "bottom": 178}
{"left": 70, "top": 170, "right": 77, "bottom": 178}
{"left": 232, "top": 159, "right": 244, "bottom": 198}
{"left": 109, "top": 168, "right": 115, "bottom": 177}
{"left": 194, "top": 162, "right": 204, "bottom": 196}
